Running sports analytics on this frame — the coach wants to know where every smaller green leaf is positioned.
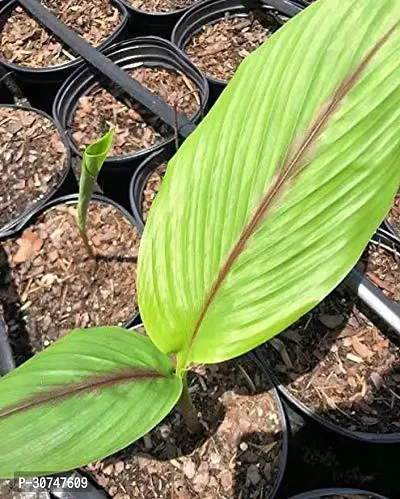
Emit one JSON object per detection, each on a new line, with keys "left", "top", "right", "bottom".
{"left": 0, "top": 326, "right": 181, "bottom": 477}
{"left": 77, "top": 129, "right": 114, "bottom": 233}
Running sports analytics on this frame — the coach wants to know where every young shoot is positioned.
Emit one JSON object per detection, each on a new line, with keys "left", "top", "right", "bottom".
{"left": 76, "top": 129, "right": 114, "bottom": 260}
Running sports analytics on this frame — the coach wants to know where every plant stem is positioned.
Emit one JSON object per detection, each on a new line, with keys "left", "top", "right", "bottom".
{"left": 78, "top": 226, "right": 96, "bottom": 261}
{"left": 178, "top": 372, "right": 202, "bottom": 434}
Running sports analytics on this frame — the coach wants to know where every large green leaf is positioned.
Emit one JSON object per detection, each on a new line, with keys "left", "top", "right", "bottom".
{"left": 138, "top": 0, "right": 400, "bottom": 366}
{"left": 0, "top": 327, "right": 181, "bottom": 477}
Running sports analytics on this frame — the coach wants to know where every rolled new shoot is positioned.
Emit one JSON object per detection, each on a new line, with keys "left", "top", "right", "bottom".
{"left": 76, "top": 129, "right": 114, "bottom": 259}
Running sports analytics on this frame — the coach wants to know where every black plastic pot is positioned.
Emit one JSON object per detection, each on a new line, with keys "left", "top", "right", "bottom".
{"left": 0, "top": 104, "right": 76, "bottom": 239}
{"left": 290, "top": 0, "right": 310, "bottom": 7}
{"left": 250, "top": 350, "right": 288, "bottom": 498}
{"left": 53, "top": 36, "right": 209, "bottom": 210}
{"left": 171, "top": 0, "right": 302, "bottom": 103}
{"left": 382, "top": 218, "right": 400, "bottom": 245}
{"left": 288, "top": 488, "right": 389, "bottom": 499}
{"left": 0, "top": 0, "right": 128, "bottom": 113}
{"left": 0, "top": 75, "right": 13, "bottom": 105}
{"left": 257, "top": 328, "right": 400, "bottom": 445}
{"left": 129, "top": 144, "right": 175, "bottom": 233}
{"left": 121, "top": 0, "right": 207, "bottom": 38}
{"left": 0, "top": 193, "right": 140, "bottom": 328}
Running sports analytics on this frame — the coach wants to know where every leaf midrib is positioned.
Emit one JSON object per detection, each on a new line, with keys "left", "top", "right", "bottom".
{"left": 0, "top": 368, "right": 167, "bottom": 419}
{"left": 185, "top": 20, "right": 400, "bottom": 359}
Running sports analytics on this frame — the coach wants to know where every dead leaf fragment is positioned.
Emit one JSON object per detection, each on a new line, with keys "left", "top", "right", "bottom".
{"left": 352, "top": 337, "right": 373, "bottom": 359}
{"left": 13, "top": 229, "right": 43, "bottom": 263}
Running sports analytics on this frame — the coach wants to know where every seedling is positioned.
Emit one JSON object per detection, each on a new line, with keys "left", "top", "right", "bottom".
{"left": 0, "top": 0, "right": 399, "bottom": 479}
{"left": 76, "top": 129, "right": 114, "bottom": 260}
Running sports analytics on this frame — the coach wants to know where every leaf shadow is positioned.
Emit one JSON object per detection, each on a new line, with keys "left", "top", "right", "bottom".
{"left": 0, "top": 244, "right": 33, "bottom": 367}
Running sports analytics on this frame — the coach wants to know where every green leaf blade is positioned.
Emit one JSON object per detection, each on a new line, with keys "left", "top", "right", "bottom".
{"left": 138, "top": 0, "right": 400, "bottom": 365}
{"left": 0, "top": 327, "right": 181, "bottom": 477}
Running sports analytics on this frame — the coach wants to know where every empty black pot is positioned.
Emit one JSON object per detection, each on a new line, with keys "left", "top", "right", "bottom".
{"left": 0, "top": 0, "right": 128, "bottom": 113}
{"left": 288, "top": 488, "right": 389, "bottom": 499}
{"left": 53, "top": 36, "right": 209, "bottom": 210}
{"left": 0, "top": 104, "right": 76, "bottom": 239}
{"left": 171, "top": 0, "right": 302, "bottom": 103}
{"left": 121, "top": 0, "right": 207, "bottom": 38}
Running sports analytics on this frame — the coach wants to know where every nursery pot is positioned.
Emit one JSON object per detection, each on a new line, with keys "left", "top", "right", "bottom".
{"left": 256, "top": 337, "right": 400, "bottom": 444}
{"left": 288, "top": 488, "right": 389, "bottom": 499}
{"left": 120, "top": 0, "right": 207, "bottom": 38}
{"left": 171, "top": 0, "right": 302, "bottom": 103}
{"left": 129, "top": 143, "right": 175, "bottom": 233}
{"left": 53, "top": 36, "right": 209, "bottom": 210}
{"left": 0, "top": 104, "right": 76, "bottom": 240}
{"left": 290, "top": 0, "right": 310, "bottom": 7}
{"left": 381, "top": 218, "right": 400, "bottom": 245}
{"left": 0, "top": 0, "right": 128, "bottom": 113}
{"left": 0, "top": 193, "right": 140, "bottom": 328}
{"left": 0, "top": 77, "right": 13, "bottom": 105}
{"left": 250, "top": 350, "right": 288, "bottom": 498}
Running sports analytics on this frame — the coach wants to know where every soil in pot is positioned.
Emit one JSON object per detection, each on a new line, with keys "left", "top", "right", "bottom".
{"left": 71, "top": 67, "right": 200, "bottom": 157}
{"left": 0, "top": 106, "right": 67, "bottom": 229}
{"left": 86, "top": 348, "right": 284, "bottom": 499}
{"left": 128, "top": 0, "right": 199, "bottom": 13}
{"left": 142, "top": 161, "right": 167, "bottom": 221}
{"left": 264, "top": 243, "right": 400, "bottom": 434}
{"left": 387, "top": 189, "right": 400, "bottom": 234}
{"left": 0, "top": 0, "right": 121, "bottom": 68}
{"left": 0, "top": 202, "right": 140, "bottom": 360}
{"left": 184, "top": 12, "right": 284, "bottom": 82}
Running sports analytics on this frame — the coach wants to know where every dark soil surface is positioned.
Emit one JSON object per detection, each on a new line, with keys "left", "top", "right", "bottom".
{"left": 0, "top": 107, "right": 67, "bottom": 229}
{"left": 129, "top": 0, "right": 199, "bottom": 13}
{"left": 86, "top": 349, "right": 284, "bottom": 499}
{"left": 71, "top": 67, "right": 200, "bottom": 157}
{"left": 387, "top": 189, "right": 400, "bottom": 234}
{"left": 0, "top": 1, "right": 121, "bottom": 68}
{"left": 185, "top": 13, "right": 275, "bottom": 81}
{"left": 142, "top": 161, "right": 167, "bottom": 221}
{"left": 264, "top": 245, "right": 400, "bottom": 434}
{"left": 0, "top": 203, "right": 139, "bottom": 360}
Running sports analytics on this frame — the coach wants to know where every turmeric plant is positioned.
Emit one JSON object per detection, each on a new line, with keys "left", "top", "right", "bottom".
{"left": 0, "top": 0, "right": 399, "bottom": 476}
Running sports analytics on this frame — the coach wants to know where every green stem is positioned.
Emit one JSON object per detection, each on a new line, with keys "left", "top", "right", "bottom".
{"left": 78, "top": 226, "right": 96, "bottom": 261}
{"left": 178, "top": 373, "right": 202, "bottom": 434}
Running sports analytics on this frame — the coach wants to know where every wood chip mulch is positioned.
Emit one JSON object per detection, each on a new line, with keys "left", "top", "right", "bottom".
{"left": 264, "top": 244, "right": 400, "bottom": 434}
{"left": 0, "top": 203, "right": 140, "bottom": 364}
{"left": 185, "top": 14, "right": 271, "bottom": 82}
{"left": 0, "top": 107, "right": 67, "bottom": 229}
{"left": 387, "top": 189, "right": 400, "bottom": 234}
{"left": 142, "top": 161, "right": 167, "bottom": 221}
{"left": 86, "top": 352, "right": 284, "bottom": 499}
{"left": 71, "top": 67, "right": 200, "bottom": 157}
{"left": 129, "top": 0, "right": 199, "bottom": 13}
{"left": 0, "top": 1, "right": 121, "bottom": 68}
